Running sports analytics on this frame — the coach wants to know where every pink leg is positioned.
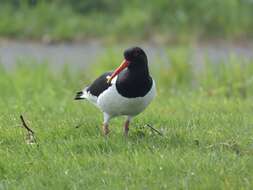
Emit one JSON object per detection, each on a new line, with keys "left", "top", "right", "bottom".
{"left": 103, "top": 113, "right": 111, "bottom": 136}
{"left": 124, "top": 120, "right": 130, "bottom": 136}
{"left": 124, "top": 116, "right": 132, "bottom": 136}
{"left": 103, "top": 123, "right": 109, "bottom": 135}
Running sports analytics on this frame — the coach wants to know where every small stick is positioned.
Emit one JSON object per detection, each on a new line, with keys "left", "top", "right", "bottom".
{"left": 20, "top": 115, "right": 36, "bottom": 144}
{"left": 145, "top": 124, "right": 163, "bottom": 136}
{"left": 20, "top": 115, "right": 34, "bottom": 134}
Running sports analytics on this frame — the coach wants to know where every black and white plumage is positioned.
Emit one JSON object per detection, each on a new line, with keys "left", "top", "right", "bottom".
{"left": 75, "top": 47, "right": 156, "bottom": 135}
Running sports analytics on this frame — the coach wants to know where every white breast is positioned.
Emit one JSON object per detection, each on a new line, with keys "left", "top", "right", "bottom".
{"left": 97, "top": 79, "right": 156, "bottom": 117}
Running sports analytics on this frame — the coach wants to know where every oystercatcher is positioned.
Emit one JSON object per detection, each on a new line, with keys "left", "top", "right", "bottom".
{"left": 75, "top": 47, "right": 156, "bottom": 135}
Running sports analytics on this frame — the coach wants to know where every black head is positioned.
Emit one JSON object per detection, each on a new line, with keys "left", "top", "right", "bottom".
{"left": 124, "top": 47, "right": 148, "bottom": 69}
{"left": 107, "top": 47, "right": 149, "bottom": 83}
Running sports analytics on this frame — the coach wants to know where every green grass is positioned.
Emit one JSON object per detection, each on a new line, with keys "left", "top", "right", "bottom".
{"left": 1, "top": 0, "right": 253, "bottom": 42}
{"left": 1, "top": 48, "right": 253, "bottom": 189}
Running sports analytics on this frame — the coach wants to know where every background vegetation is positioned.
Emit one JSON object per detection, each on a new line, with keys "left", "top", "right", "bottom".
{"left": 1, "top": 1, "right": 253, "bottom": 189}
{"left": 0, "top": 0, "right": 253, "bottom": 42}
{"left": 1, "top": 49, "right": 253, "bottom": 189}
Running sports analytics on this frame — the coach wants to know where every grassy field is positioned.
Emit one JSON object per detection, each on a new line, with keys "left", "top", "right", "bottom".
{"left": 0, "top": 48, "right": 253, "bottom": 189}
{"left": 1, "top": 0, "right": 253, "bottom": 42}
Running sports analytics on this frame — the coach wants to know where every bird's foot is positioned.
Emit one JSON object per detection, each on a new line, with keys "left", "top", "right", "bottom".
{"left": 124, "top": 120, "right": 130, "bottom": 137}
{"left": 103, "top": 124, "right": 110, "bottom": 136}
{"left": 124, "top": 128, "right": 129, "bottom": 137}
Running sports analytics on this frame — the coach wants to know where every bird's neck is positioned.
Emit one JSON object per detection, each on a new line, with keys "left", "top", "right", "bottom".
{"left": 116, "top": 63, "right": 152, "bottom": 98}
{"left": 127, "top": 61, "right": 150, "bottom": 78}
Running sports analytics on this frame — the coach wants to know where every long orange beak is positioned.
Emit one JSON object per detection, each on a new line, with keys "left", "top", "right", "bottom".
{"left": 107, "top": 59, "right": 130, "bottom": 83}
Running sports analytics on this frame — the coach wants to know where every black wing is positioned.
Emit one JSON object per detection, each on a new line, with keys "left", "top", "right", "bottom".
{"left": 86, "top": 72, "right": 113, "bottom": 97}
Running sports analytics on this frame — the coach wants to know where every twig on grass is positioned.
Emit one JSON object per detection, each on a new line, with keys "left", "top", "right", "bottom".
{"left": 20, "top": 115, "right": 34, "bottom": 134}
{"left": 20, "top": 115, "right": 36, "bottom": 144}
{"left": 144, "top": 124, "right": 163, "bottom": 136}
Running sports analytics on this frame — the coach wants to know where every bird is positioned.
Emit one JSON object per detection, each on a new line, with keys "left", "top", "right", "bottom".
{"left": 75, "top": 47, "right": 156, "bottom": 136}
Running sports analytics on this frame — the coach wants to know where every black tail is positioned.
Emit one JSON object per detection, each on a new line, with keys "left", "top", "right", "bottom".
{"left": 74, "top": 91, "right": 85, "bottom": 100}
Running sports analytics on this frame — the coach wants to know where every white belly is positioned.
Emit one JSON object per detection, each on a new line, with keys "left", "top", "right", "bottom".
{"left": 97, "top": 81, "right": 156, "bottom": 117}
